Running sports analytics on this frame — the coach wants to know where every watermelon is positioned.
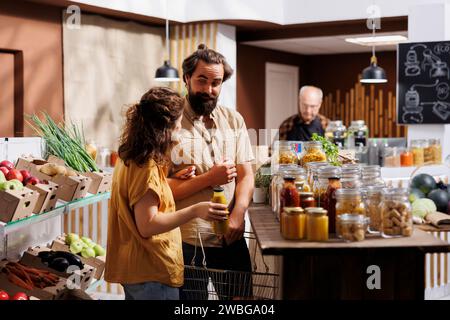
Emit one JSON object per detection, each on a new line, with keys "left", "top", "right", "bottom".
{"left": 427, "top": 189, "right": 449, "bottom": 213}
{"left": 411, "top": 174, "right": 437, "bottom": 195}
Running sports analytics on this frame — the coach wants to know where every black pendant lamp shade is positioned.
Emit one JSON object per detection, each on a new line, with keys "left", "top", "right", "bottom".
{"left": 360, "top": 56, "right": 387, "bottom": 84}
{"left": 155, "top": 60, "right": 179, "bottom": 82}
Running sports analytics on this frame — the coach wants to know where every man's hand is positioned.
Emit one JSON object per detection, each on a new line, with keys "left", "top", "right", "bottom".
{"left": 206, "top": 160, "right": 237, "bottom": 186}
{"left": 223, "top": 208, "right": 245, "bottom": 245}
{"left": 171, "top": 166, "right": 196, "bottom": 180}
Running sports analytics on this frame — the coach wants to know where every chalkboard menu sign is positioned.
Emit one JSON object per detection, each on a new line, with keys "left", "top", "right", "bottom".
{"left": 397, "top": 41, "right": 450, "bottom": 124}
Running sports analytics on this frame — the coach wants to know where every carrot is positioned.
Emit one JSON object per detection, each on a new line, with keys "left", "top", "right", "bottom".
{"left": 7, "top": 272, "right": 33, "bottom": 290}
{"left": 8, "top": 264, "right": 34, "bottom": 288}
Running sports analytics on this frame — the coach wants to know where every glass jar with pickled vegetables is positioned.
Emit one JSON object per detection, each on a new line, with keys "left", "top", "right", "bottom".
{"left": 365, "top": 186, "right": 384, "bottom": 233}
{"left": 428, "top": 138, "right": 442, "bottom": 164}
{"left": 336, "top": 214, "right": 369, "bottom": 242}
{"left": 361, "top": 165, "right": 385, "bottom": 188}
{"left": 299, "top": 192, "right": 316, "bottom": 209}
{"left": 280, "top": 176, "right": 300, "bottom": 215}
{"left": 277, "top": 141, "right": 298, "bottom": 165}
{"left": 281, "top": 207, "right": 306, "bottom": 240}
{"left": 411, "top": 139, "right": 426, "bottom": 166}
{"left": 323, "top": 177, "right": 342, "bottom": 234}
{"left": 211, "top": 187, "right": 229, "bottom": 235}
{"left": 306, "top": 208, "right": 329, "bottom": 241}
{"left": 325, "top": 120, "right": 347, "bottom": 147}
{"left": 314, "top": 166, "right": 341, "bottom": 208}
{"left": 300, "top": 141, "right": 327, "bottom": 167}
{"left": 335, "top": 189, "right": 366, "bottom": 235}
{"left": 380, "top": 188, "right": 413, "bottom": 238}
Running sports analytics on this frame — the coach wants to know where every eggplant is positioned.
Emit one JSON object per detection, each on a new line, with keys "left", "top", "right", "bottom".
{"left": 38, "top": 251, "right": 55, "bottom": 261}
{"left": 48, "top": 257, "right": 70, "bottom": 272}
{"left": 51, "top": 251, "right": 84, "bottom": 269}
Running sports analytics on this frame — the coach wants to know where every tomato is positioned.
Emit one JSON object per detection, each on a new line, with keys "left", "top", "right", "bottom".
{"left": 0, "top": 290, "right": 9, "bottom": 300}
{"left": 12, "top": 292, "right": 28, "bottom": 300}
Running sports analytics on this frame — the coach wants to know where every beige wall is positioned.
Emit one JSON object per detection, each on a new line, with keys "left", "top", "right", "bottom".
{"left": 63, "top": 12, "right": 165, "bottom": 150}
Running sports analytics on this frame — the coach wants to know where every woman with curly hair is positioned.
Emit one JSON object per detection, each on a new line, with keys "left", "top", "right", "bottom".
{"left": 104, "top": 87, "right": 228, "bottom": 300}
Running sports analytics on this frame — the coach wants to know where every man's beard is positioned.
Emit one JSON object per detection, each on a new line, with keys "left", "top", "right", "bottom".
{"left": 188, "top": 89, "right": 218, "bottom": 117}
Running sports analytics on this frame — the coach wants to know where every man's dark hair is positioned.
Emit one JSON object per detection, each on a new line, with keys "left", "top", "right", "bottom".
{"left": 182, "top": 44, "right": 234, "bottom": 83}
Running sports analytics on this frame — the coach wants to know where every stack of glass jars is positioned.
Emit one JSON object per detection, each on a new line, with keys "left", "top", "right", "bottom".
{"left": 300, "top": 141, "right": 327, "bottom": 167}
{"left": 313, "top": 166, "right": 341, "bottom": 208}
{"left": 305, "top": 162, "right": 329, "bottom": 192}
{"left": 325, "top": 120, "right": 347, "bottom": 147}
{"left": 361, "top": 165, "right": 385, "bottom": 188}
{"left": 341, "top": 164, "right": 362, "bottom": 189}
{"left": 335, "top": 189, "right": 366, "bottom": 236}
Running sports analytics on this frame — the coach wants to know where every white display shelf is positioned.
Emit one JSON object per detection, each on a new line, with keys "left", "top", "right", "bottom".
{"left": 0, "top": 192, "right": 111, "bottom": 237}
{"left": 381, "top": 165, "right": 450, "bottom": 180}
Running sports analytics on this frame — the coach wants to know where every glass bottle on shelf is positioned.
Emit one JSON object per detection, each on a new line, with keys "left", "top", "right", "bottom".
{"left": 428, "top": 138, "right": 442, "bottom": 164}
{"left": 411, "top": 139, "right": 426, "bottom": 166}
{"left": 347, "top": 120, "right": 369, "bottom": 148}
{"left": 380, "top": 188, "right": 412, "bottom": 238}
{"left": 400, "top": 148, "right": 414, "bottom": 167}
{"left": 323, "top": 177, "right": 342, "bottom": 234}
{"left": 383, "top": 147, "right": 401, "bottom": 167}
{"left": 85, "top": 139, "right": 98, "bottom": 162}
{"left": 325, "top": 120, "right": 347, "bottom": 147}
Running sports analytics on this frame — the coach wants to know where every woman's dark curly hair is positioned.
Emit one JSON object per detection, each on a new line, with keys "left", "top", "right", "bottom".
{"left": 118, "top": 87, "right": 184, "bottom": 167}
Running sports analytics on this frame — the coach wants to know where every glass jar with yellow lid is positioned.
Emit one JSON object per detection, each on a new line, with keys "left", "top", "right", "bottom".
{"left": 300, "top": 141, "right": 327, "bottom": 167}
{"left": 280, "top": 207, "right": 306, "bottom": 240}
{"left": 306, "top": 207, "right": 329, "bottom": 241}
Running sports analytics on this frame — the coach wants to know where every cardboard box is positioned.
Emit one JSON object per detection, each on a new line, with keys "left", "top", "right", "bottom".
{"left": 20, "top": 246, "right": 96, "bottom": 291}
{"left": 16, "top": 157, "right": 92, "bottom": 202}
{"left": 52, "top": 174, "right": 91, "bottom": 202}
{"left": 0, "top": 187, "right": 39, "bottom": 223}
{"left": 27, "top": 181, "right": 59, "bottom": 214}
{"left": 0, "top": 260, "right": 67, "bottom": 300}
{"left": 51, "top": 236, "right": 106, "bottom": 280}
{"left": 82, "top": 171, "right": 112, "bottom": 194}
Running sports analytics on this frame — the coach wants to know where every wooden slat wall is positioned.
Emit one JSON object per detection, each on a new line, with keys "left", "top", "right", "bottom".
{"left": 321, "top": 77, "right": 407, "bottom": 138}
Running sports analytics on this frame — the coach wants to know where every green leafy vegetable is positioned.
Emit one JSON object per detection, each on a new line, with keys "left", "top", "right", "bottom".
{"left": 311, "top": 133, "right": 341, "bottom": 166}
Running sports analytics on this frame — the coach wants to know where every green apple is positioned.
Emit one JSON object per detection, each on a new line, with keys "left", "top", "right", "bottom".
{"left": 81, "top": 236, "right": 93, "bottom": 245}
{"left": 81, "top": 247, "right": 96, "bottom": 258}
{"left": 0, "top": 181, "right": 17, "bottom": 191}
{"left": 0, "top": 171, "right": 6, "bottom": 184}
{"left": 69, "top": 240, "right": 84, "bottom": 254}
{"left": 9, "top": 179, "right": 24, "bottom": 191}
{"left": 0, "top": 182, "right": 8, "bottom": 191}
{"left": 65, "top": 233, "right": 80, "bottom": 245}
{"left": 93, "top": 244, "right": 106, "bottom": 257}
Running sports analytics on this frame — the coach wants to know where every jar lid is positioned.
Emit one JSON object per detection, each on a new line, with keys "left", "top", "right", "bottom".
{"left": 335, "top": 188, "right": 361, "bottom": 197}
{"left": 283, "top": 207, "right": 304, "bottom": 215}
{"left": 283, "top": 176, "right": 296, "bottom": 182}
{"left": 366, "top": 186, "right": 384, "bottom": 195}
{"left": 213, "top": 186, "right": 224, "bottom": 192}
{"left": 306, "top": 162, "right": 329, "bottom": 169}
{"left": 337, "top": 214, "right": 370, "bottom": 224}
{"left": 305, "top": 207, "right": 327, "bottom": 216}
{"left": 318, "top": 166, "right": 341, "bottom": 179}
{"left": 304, "top": 141, "right": 322, "bottom": 147}
{"left": 299, "top": 192, "right": 314, "bottom": 197}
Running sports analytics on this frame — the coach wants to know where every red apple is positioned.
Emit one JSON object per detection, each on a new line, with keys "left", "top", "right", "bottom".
{"left": 6, "top": 169, "right": 23, "bottom": 182}
{"left": 11, "top": 292, "right": 28, "bottom": 300}
{"left": 0, "top": 167, "right": 9, "bottom": 177}
{"left": 0, "top": 290, "right": 9, "bottom": 300}
{"left": 20, "top": 170, "right": 31, "bottom": 181}
{"left": 0, "top": 160, "right": 14, "bottom": 170}
{"left": 24, "top": 176, "right": 40, "bottom": 186}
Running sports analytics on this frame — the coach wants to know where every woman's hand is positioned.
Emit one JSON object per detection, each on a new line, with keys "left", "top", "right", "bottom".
{"left": 172, "top": 166, "right": 196, "bottom": 180}
{"left": 193, "top": 201, "right": 228, "bottom": 221}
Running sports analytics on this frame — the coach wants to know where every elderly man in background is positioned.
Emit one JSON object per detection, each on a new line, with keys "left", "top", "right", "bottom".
{"left": 278, "top": 85, "right": 329, "bottom": 141}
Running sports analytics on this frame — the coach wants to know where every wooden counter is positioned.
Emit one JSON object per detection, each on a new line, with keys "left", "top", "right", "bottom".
{"left": 249, "top": 205, "right": 450, "bottom": 300}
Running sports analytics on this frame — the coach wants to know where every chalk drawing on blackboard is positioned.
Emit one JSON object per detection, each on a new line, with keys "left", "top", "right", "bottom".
{"left": 436, "top": 82, "right": 450, "bottom": 100}
{"left": 422, "top": 49, "right": 450, "bottom": 79}
{"left": 421, "top": 101, "right": 450, "bottom": 121}
{"left": 405, "top": 49, "right": 421, "bottom": 76}
{"left": 402, "top": 80, "right": 441, "bottom": 123}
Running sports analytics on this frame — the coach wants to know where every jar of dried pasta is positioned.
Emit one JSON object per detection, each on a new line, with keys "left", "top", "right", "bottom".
{"left": 301, "top": 141, "right": 327, "bottom": 167}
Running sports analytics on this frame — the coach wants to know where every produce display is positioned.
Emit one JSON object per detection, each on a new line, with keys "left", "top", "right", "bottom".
{"left": 38, "top": 163, "right": 77, "bottom": 177}
{"left": 0, "top": 160, "right": 43, "bottom": 191}
{"left": 27, "top": 113, "right": 99, "bottom": 172}
{"left": 409, "top": 173, "right": 449, "bottom": 215}
{"left": 38, "top": 251, "right": 84, "bottom": 272}
{"left": 2, "top": 262, "right": 59, "bottom": 290}
{"left": 65, "top": 233, "right": 106, "bottom": 258}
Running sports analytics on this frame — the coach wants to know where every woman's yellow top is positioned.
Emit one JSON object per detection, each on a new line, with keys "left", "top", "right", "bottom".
{"left": 104, "top": 159, "right": 183, "bottom": 287}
